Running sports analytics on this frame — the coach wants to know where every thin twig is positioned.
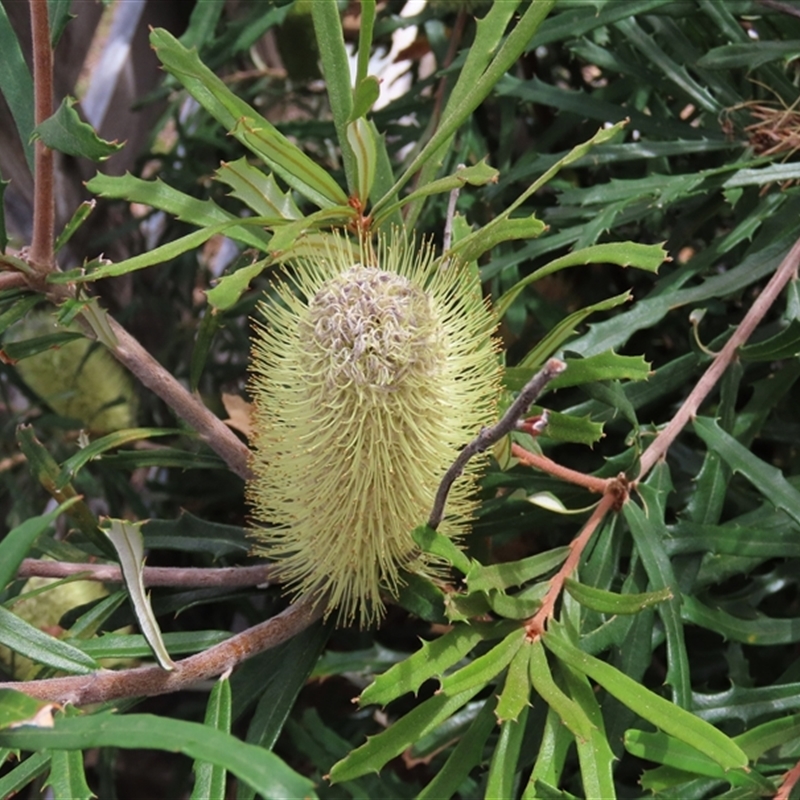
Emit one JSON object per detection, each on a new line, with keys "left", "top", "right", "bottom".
{"left": 29, "top": 0, "right": 55, "bottom": 274}
{"left": 775, "top": 759, "right": 800, "bottom": 800}
{"left": 511, "top": 443, "right": 608, "bottom": 494}
{"left": 638, "top": 235, "right": 800, "bottom": 479}
{"left": 526, "top": 491, "right": 620, "bottom": 640}
{"left": 2, "top": 597, "right": 323, "bottom": 706}
{"left": 17, "top": 559, "right": 274, "bottom": 588}
{"left": 428, "top": 358, "right": 566, "bottom": 528}
{"left": 106, "top": 317, "right": 253, "bottom": 481}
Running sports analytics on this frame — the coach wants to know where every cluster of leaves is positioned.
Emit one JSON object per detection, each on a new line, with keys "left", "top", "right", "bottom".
{"left": 1, "top": 0, "right": 800, "bottom": 798}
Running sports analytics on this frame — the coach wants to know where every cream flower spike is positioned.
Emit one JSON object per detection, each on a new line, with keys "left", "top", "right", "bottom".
{"left": 247, "top": 230, "right": 501, "bottom": 627}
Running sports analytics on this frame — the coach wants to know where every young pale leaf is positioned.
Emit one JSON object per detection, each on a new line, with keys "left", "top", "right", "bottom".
{"left": 416, "top": 697, "right": 497, "bottom": 800}
{"left": 33, "top": 97, "right": 122, "bottom": 161}
{"left": 496, "top": 641, "right": 532, "bottom": 723}
{"left": 495, "top": 242, "right": 665, "bottom": 319}
{"left": 0, "top": 713, "right": 315, "bottom": 800}
{"left": 694, "top": 416, "right": 800, "bottom": 528}
{"left": 485, "top": 705, "right": 530, "bottom": 800}
{"left": 329, "top": 686, "right": 482, "bottom": 784}
{"left": 150, "top": 27, "right": 347, "bottom": 209}
{"left": 102, "top": 519, "right": 174, "bottom": 670}
{"left": 440, "top": 628, "right": 526, "bottom": 696}
{"left": 564, "top": 579, "right": 672, "bottom": 615}
{"left": 191, "top": 677, "right": 232, "bottom": 800}
{"left": 0, "top": 606, "right": 99, "bottom": 674}
{"left": 346, "top": 118, "right": 377, "bottom": 206}
{"left": 46, "top": 747, "right": 93, "bottom": 800}
{"left": 359, "top": 623, "right": 500, "bottom": 707}
{"left": 54, "top": 200, "right": 95, "bottom": 254}
{"left": 351, "top": 75, "right": 380, "bottom": 121}
{"left": 543, "top": 631, "right": 749, "bottom": 771}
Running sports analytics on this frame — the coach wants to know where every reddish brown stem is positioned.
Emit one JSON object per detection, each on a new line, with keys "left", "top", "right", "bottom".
{"left": 775, "top": 759, "right": 800, "bottom": 800}
{"left": 0, "top": 272, "right": 30, "bottom": 291}
{"left": 526, "top": 492, "right": 619, "bottom": 640}
{"left": 18, "top": 559, "right": 274, "bottom": 588}
{"left": 511, "top": 443, "right": 609, "bottom": 494}
{"left": 638, "top": 235, "right": 800, "bottom": 479}
{"left": 29, "top": 0, "right": 54, "bottom": 273}
{"left": 1, "top": 598, "right": 323, "bottom": 706}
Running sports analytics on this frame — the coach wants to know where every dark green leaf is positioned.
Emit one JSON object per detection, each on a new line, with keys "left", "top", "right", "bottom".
{"left": 33, "top": 97, "right": 122, "bottom": 161}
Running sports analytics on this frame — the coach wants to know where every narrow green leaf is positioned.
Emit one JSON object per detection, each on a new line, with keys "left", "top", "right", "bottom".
{"left": 76, "top": 631, "right": 230, "bottom": 659}
{"left": 564, "top": 579, "right": 672, "bottom": 615}
{"left": 190, "top": 306, "right": 221, "bottom": 391}
{"left": 0, "top": 688, "right": 57, "bottom": 730}
{"left": 86, "top": 171, "right": 271, "bottom": 250}
{"left": 453, "top": 216, "right": 548, "bottom": 265}
{"left": 495, "top": 242, "right": 666, "bottom": 319}
{"left": 102, "top": 519, "right": 175, "bottom": 670}
{"left": 0, "top": 713, "right": 316, "bottom": 800}
{"left": 0, "top": 752, "right": 51, "bottom": 800}
{"left": 205, "top": 258, "right": 270, "bottom": 311}
{"left": 416, "top": 696, "right": 497, "bottom": 800}
{"left": 0, "top": 605, "right": 99, "bottom": 674}
{"left": 681, "top": 596, "right": 800, "bottom": 645}
{"left": 214, "top": 158, "right": 301, "bottom": 220}
{"left": 496, "top": 641, "right": 532, "bottom": 723}
{"left": 694, "top": 416, "right": 800, "bottom": 528}
{"left": 739, "top": 320, "right": 800, "bottom": 361}
{"left": 735, "top": 714, "right": 800, "bottom": 760}
{"left": 412, "top": 525, "right": 472, "bottom": 575}
{"left": 53, "top": 199, "right": 94, "bottom": 255}
{"left": 150, "top": 27, "right": 347, "bottom": 208}
{"left": 697, "top": 40, "right": 800, "bottom": 69}
{"left": 543, "top": 631, "right": 749, "bottom": 771}
{"left": 33, "top": 97, "right": 122, "bottom": 161}
{"left": 440, "top": 628, "right": 526, "bottom": 697}
{"left": 48, "top": 0, "right": 73, "bottom": 47}
{"left": 192, "top": 677, "right": 232, "bottom": 800}
{"left": 46, "top": 746, "right": 93, "bottom": 800}
{"left": 0, "top": 498, "right": 79, "bottom": 591}
{"left": 485, "top": 704, "right": 530, "bottom": 800}
{"left": 346, "top": 118, "right": 377, "bottom": 206}
{"left": 0, "top": 3, "right": 34, "bottom": 172}
{"left": 624, "top": 729, "right": 773, "bottom": 792}
{"left": 329, "top": 686, "right": 482, "bottom": 784}
{"left": 521, "top": 706, "right": 573, "bottom": 798}
{"left": 466, "top": 547, "right": 569, "bottom": 593}
{"left": 351, "top": 75, "right": 380, "bottom": 121}
{"left": 359, "top": 623, "right": 494, "bottom": 707}
{"left": 56, "top": 427, "right": 180, "bottom": 489}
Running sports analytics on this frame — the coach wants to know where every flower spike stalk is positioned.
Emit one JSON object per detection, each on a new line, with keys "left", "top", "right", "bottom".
{"left": 247, "top": 231, "right": 501, "bottom": 626}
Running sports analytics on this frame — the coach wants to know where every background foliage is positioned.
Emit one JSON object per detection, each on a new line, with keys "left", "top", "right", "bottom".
{"left": 2, "top": 0, "right": 800, "bottom": 798}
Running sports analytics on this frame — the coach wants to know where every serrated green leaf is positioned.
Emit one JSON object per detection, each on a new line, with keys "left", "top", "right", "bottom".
{"left": 143, "top": 512, "right": 250, "bottom": 559}
{"left": 486, "top": 704, "right": 530, "bottom": 800}
{"left": 543, "top": 631, "right": 749, "bottom": 771}
{"left": 150, "top": 27, "right": 347, "bottom": 209}
{"left": 697, "top": 40, "right": 800, "bottom": 69}
{"left": 467, "top": 547, "right": 569, "bottom": 593}
{"left": 411, "top": 525, "right": 472, "bottom": 575}
{"left": 214, "top": 158, "right": 301, "bottom": 220}
{"left": 694, "top": 416, "right": 800, "bottom": 528}
{"left": 85, "top": 172, "right": 271, "bottom": 250}
{"left": 564, "top": 579, "right": 672, "bottom": 615}
{"left": 440, "top": 628, "right": 526, "bottom": 696}
{"left": 191, "top": 677, "right": 231, "bottom": 800}
{"left": 0, "top": 605, "right": 99, "bottom": 674}
{"left": 738, "top": 319, "right": 800, "bottom": 361}
{"left": 681, "top": 596, "right": 800, "bottom": 645}
{"left": 46, "top": 745, "right": 93, "bottom": 800}
{"left": 0, "top": 3, "right": 34, "bottom": 172}
{"left": 0, "top": 713, "right": 315, "bottom": 800}
{"left": 102, "top": 519, "right": 174, "bottom": 670}
{"left": 496, "top": 641, "right": 532, "bottom": 723}
{"left": 359, "top": 623, "right": 494, "bottom": 707}
{"left": 54, "top": 200, "right": 94, "bottom": 254}
{"left": 496, "top": 243, "right": 665, "bottom": 320}
{"left": 32, "top": 96, "right": 122, "bottom": 161}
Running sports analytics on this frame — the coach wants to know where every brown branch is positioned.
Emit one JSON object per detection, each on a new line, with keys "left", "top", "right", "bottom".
{"left": 0, "top": 272, "right": 30, "bottom": 291}
{"left": 2, "top": 597, "right": 323, "bottom": 706}
{"left": 756, "top": 0, "right": 800, "bottom": 20}
{"left": 428, "top": 358, "right": 566, "bottom": 528}
{"left": 637, "top": 235, "right": 800, "bottom": 480}
{"left": 29, "top": 0, "right": 54, "bottom": 273}
{"left": 511, "top": 443, "right": 609, "bottom": 495}
{"left": 106, "top": 317, "right": 253, "bottom": 481}
{"left": 775, "top": 759, "right": 800, "bottom": 800}
{"left": 526, "top": 490, "right": 621, "bottom": 641}
{"left": 17, "top": 559, "right": 274, "bottom": 588}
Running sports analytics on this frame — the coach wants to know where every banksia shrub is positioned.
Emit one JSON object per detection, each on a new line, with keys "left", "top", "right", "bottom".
{"left": 247, "top": 233, "right": 501, "bottom": 626}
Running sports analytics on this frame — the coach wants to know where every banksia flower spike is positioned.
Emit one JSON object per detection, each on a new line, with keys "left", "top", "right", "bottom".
{"left": 247, "top": 231, "right": 501, "bottom": 627}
